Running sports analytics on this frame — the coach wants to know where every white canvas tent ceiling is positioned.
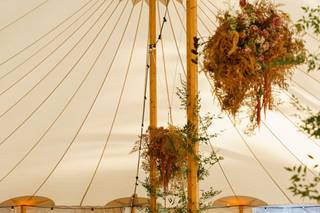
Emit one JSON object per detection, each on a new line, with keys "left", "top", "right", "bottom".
{"left": 0, "top": 0, "right": 319, "bottom": 208}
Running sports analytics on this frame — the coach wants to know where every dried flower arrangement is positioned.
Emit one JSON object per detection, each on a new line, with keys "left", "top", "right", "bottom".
{"left": 136, "top": 126, "right": 187, "bottom": 193}
{"left": 132, "top": 84, "right": 222, "bottom": 210}
{"left": 202, "top": 0, "right": 306, "bottom": 128}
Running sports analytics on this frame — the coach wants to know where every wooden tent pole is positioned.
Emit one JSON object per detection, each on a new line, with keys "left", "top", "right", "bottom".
{"left": 21, "top": 205, "right": 26, "bottom": 213}
{"left": 186, "top": 0, "right": 199, "bottom": 212}
{"left": 149, "top": 0, "right": 157, "bottom": 212}
{"left": 239, "top": 206, "right": 244, "bottom": 213}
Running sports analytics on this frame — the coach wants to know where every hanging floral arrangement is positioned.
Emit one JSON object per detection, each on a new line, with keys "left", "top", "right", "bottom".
{"left": 202, "top": 0, "right": 306, "bottom": 128}
{"left": 133, "top": 126, "right": 187, "bottom": 193}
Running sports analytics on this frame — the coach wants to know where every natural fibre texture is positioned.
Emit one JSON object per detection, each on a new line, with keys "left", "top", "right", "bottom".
{"left": 133, "top": 126, "right": 187, "bottom": 193}
{"left": 203, "top": 0, "right": 306, "bottom": 128}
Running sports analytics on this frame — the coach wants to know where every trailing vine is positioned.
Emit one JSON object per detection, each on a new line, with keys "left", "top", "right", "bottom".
{"left": 133, "top": 82, "right": 223, "bottom": 212}
{"left": 286, "top": 3, "right": 320, "bottom": 203}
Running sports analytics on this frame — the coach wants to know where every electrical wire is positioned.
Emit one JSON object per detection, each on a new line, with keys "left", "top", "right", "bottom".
{"left": 131, "top": 33, "right": 149, "bottom": 210}
{"left": 0, "top": 0, "right": 93, "bottom": 66}
{"left": 0, "top": 0, "right": 123, "bottom": 184}
{"left": 0, "top": 0, "right": 100, "bottom": 81}
{"left": 131, "top": 1, "right": 171, "bottom": 208}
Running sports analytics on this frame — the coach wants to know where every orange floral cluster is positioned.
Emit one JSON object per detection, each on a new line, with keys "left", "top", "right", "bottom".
{"left": 203, "top": 0, "right": 306, "bottom": 128}
{"left": 135, "top": 126, "right": 186, "bottom": 193}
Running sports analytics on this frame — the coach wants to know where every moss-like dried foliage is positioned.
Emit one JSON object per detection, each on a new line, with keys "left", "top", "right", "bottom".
{"left": 203, "top": 0, "right": 306, "bottom": 128}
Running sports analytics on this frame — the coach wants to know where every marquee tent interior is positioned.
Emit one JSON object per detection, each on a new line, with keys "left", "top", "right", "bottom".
{"left": 0, "top": 0, "right": 319, "bottom": 212}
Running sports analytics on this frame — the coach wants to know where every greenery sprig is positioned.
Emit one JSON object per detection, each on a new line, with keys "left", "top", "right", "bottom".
{"left": 134, "top": 82, "right": 223, "bottom": 212}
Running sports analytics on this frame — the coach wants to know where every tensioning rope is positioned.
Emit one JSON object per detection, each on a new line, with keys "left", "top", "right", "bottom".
{"left": 0, "top": 0, "right": 100, "bottom": 81}
{"left": 0, "top": 0, "right": 115, "bottom": 147}
{"left": 0, "top": 0, "right": 93, "bottom": 66}
{"left": 0, "top": 0, "right": 124, "bottom": 184}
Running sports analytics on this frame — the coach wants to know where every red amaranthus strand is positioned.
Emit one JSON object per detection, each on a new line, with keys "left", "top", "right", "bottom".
{"left": 256, "top": 94, "right": 261, "bottom": 126}
{"left": 240, "top": 0, "right": 247, "bottom": 8}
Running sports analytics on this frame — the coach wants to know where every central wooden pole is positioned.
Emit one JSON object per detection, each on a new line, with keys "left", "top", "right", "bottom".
{"left": 149, "top": 0, "right": 157, "bottom": 212}
{"left": 239, "top": 206, "right": 244, "bottom": 213}
{"left": 186, "top": 0, "right": 199, "bottom": 212}
{"left": 21, "top": 206, "right": 26, "bottom": 213}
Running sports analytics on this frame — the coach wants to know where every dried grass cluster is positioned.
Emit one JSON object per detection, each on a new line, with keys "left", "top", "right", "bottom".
{"left": 134, "top": 126, "right": 187, "bottom": 192}
{"left": 203, "top": 0, "right": 306, "bottom": 127}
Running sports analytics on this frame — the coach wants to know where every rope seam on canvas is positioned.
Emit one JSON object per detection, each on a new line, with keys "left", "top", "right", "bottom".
{"left": 0, "top": 0, "right": 93, "bottom": 66}
{"left": 201, "top": 0, "right": 320, "bottom": 42}
{"left": 79, "top": 2, "right": 142, "bottom": 205}
{"left": 166, "top": 8, "right": 186, "bottom": 76}
{"left": 0, "top": 0, "right": 50, "bottom": 33}
{"left": 0, "top": 0, "right": 122, "bottom": 184}
{"left": 29, "top": 0, "right": 129, "bottom": 201}
{"left": 196, "top": 2, "right": 319, "bottom": 179}
{"left": 0, "top": 0, "right": 113, "bottom": 147}
{"left": 170, "top": 0, "right": 184, "bottom": 106}
{"left": 205, "top": 74, "right": 294, "bottom": 203}
{"left": 157, "top": 0, "right": 173, "bottom": 124}
{"left": 297, "top": 68, "right": 320, "bottom": 85}
{"left": 274, "top": 105, "right": 320, "bottom": 150}
{"left": 291, "top": 79, "right": 320, "bottom": 103}
{"left": 0, "top": 0, "right": 100, "bottom": 81}
{"left": 0, "top": 0, "right": 105, "bottom": 96}
{"left": 262, "top": 120, "right": 318, "bottom": 177}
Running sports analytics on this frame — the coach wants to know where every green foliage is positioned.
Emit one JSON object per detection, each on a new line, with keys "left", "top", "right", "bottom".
{"left": 285, "top": 155, "right": 320, "bottom": 202}
{"left": 295, "top": 5, "right": 320, "bottom": 72}
{"left": 139, "top": 83, "right": 223, "bottom": 212}
{"left": 301, "top": 112, "right": 320, "bottom": 139}
{"left": 286, "top": 4, "right": 320, "bottom": 201}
